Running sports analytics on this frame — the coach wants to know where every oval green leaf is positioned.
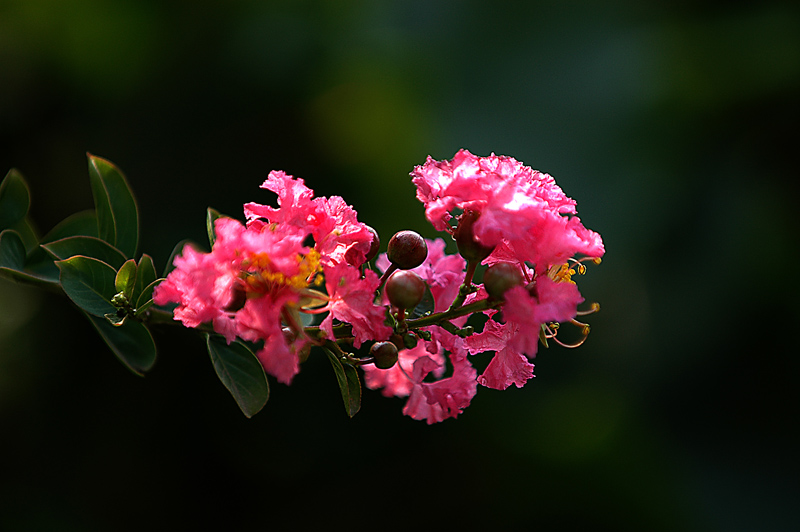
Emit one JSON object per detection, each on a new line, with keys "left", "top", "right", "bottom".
{"left": 0, "top": 229, "right": 59, "bottom": 285}
{"left": 41, "top": 210, "right": 99, "bottom": 243}
{"left": 134, "top": 254, "right": 158, "bottom": 308}
{"left": 0, "top": 229, "right": 26, "bottom": 272}
{"left": 206, "top": 334, "right": 269, "bottom": 418}
{"left": 0, "top": 169, "right": 30, "bottom": 231}
{"left": 42, "top": 235, "right": 127, "bottom": 270}
{"left": 323, "top": 347, "right": 361, "bottom": 418}
{"left": 56, "top": 255, "right": 118, "bottom": 317}
{"left": 87, "top": 154, "right": 139, "bottom": 258}
{"left": 115, "top": 259, "right": 137, "bottom": 300}
{"left": 85, "top": 312, "right": 157, "bottom": 375}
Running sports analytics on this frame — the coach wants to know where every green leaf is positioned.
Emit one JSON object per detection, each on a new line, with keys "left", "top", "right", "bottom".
{"left": 323, "top": 347, "right": 361, "bottom": 418}
{"left": 42, "top": 235, "right": 127, "bottom": 270}
{"left": 115, "top": 259, "right": 137, "bottom": 300}
{"left": 133, "top": 254, "right": 157, "bottom": 308}
{"left": 85, "top": 312, "right": 157, "bottom": 375}
{"left": 41, "top": 210, "right": 98, "bottom": 243}
{"left": 0, "top": 229, "right": 59, "bottom": 285}
{"left": 10, "top": 216, "right": 40, "bottom": 253}
{"left": 0, "top": 229, "right": 26, "bottom": 271}
{"left": 0, "top": 169, "right": 30, "bottom": 231}
{"left": 23, "top": 246, "right": 60, "bottom": 284}
{"left": 206, "top": 334, "right": 269, "bottom": 418}
{"left": 87, "top": 154, "right": 139, "bottom": 258}
{"left": 56, "top": 255, "right": 118, "bottom": 317}
{"left": 206, "top": 207, "right": 223, "bottom": 247}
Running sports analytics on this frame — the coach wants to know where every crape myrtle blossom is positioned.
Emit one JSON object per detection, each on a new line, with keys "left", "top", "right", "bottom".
{"left": 149, "top": 151, "right": 602, "bottom": 422}
{"left": 154, "top": 172, "right": 388, "bottom": 385}
{"left": 411, "top": 149, "right": 604, "bottom": 273}
{"left": 412, "top": 150, "right": 605, "bottom": 391}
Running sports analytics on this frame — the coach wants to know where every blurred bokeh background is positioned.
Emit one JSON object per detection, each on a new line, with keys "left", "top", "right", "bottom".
{"left": 1, "top": 0, "right": 798, "bottom": 530}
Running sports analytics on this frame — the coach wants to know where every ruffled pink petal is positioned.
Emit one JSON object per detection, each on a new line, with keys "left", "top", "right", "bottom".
{"left": 323, "top": 264, "right": 391, "bottom": 347}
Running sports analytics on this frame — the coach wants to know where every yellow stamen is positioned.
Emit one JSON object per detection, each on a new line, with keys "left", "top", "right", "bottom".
{"left": 241, "top": 249, "right": 324, "bottom": 293}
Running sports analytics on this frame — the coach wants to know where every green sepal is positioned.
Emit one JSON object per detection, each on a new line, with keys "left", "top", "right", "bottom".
{"left": 42, "top": 235, "right": 127, "bottom": 270}
{"left": 323, "top": 347, "right": 362, "bottom": 418}
{"left": 104, "top": 311, "right": 127, "bottom": 327}
{"left": 87, "top": 153, "right": 139, "bottom": 258}
{"left": 115, "top": 259, "right": 137, "bottom": 301}
{"left": 0, "top": 169, "right": 30, "bottom": 231}
{"left": 206, "top": 334, "right": 269, "bottom": 418}
{"left": 85, "top": 312, "right": 157, "bottom": 375}
{"left": 56, "top": 255, "right": 118, "bottom": 317}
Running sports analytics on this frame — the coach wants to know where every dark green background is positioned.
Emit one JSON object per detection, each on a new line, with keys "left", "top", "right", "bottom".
{"left": 1, "top": 1, "right": 798, "bottom": 530}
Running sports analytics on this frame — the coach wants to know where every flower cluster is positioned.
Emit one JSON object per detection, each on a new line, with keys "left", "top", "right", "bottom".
{"left": 362, "top": 149, "right": 605, "bottom": 422}
{"left": 153, "top": 171, "right": 391, "bottom": 385}
{"left": 154, "top": 149, "right": 604, "bottom": 423}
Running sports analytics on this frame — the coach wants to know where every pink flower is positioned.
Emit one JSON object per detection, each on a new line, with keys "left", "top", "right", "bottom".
{"left": 155, "top": 172, "right": 381, "bottom": 386}
{"left": 155, "top": 217, "right": 318, "bottom": 384}
{"left": 464, "top": 315, "right": 535, "bottom": 390}
{"left": 319, "top": 263, "right": 392, "bottom": 348}
{"left": 244, "top": 170, "right": 375, "bottom": 267}
{"left": 362, "top": 329, "right": 477, "bottom": 424}
{"left": 411, "top": 149, "right": 604, "bottom": 273}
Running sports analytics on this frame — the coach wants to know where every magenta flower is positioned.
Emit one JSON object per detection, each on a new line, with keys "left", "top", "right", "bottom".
{"left": 363, "top": 330, "right": 477, "bottom": 424}
{"left": 411, "top": 149, "right": 604, "bottom": 273}
{"left": 411, "top": 150, "right": 604, "bottom": 391}
{"left": 319, "top": 263, "right": 392, "bottom": 348}
{"left": 155, "top": 172, "right": 382, "bottom": 386}
{"left": 244, "top": 170, "right": 375, "bottom": 267}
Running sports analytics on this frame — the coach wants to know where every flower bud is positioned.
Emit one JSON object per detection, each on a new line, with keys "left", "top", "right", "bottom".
{"left": 364, "top": 225, "right": 381, "bottom": 262}
{"left": 385, "top": 270, "right": 426, "bottom": 310}
{"left": 370, "top": 341, "right": 399, "bottom": 369}
{"left": 387, "top": 230, "right": 427, "bottom": 269}
{"left": 453, "top": 209, "right": 494, "bottom": 262}
{"left": 483, "top": 262, "right": 525, "bottom": 300}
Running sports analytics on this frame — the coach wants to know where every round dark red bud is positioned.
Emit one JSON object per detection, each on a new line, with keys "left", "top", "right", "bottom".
{"left": 385, "top": 270, "right": 426, "bottom": 310}
{"left": 369, "top": 341, "right": 399, "bottom": 369}
{"left": 483, "top": 262, "right": 525, "bottom": 300}
{"left": 387, "top": 230, "right": 427, "bottom": 269}
{"left": 453, "top": 209, "right": 494, "bottom": 262}
{"left": 364, "top": 225, "right": 381, "bottom": 262}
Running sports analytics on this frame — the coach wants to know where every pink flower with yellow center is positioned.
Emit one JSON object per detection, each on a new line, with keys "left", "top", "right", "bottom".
{"left": 155, "top": 171, "right": 385, "bottom": 385}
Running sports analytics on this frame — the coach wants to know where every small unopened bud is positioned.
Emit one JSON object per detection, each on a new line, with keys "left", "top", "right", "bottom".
{"left": 385, "top": 270, "right": 426, "bottom": 310}
{"left": 111, "top": 292, "right": 129, "bottom": 308}
{"left": 453, "top": 209, "right": 494, "bottom": 262}
{"left": 364, "top": 225, "right": 380, "bottom": 262}
{"left": 483, "top": 262, "right": 525, "bottom": 300}
{"left": 370, "top": 341, "right": 399, "bottom": 369}
{"left": 387, "top": 230, "right": 427, "bottom": 270}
